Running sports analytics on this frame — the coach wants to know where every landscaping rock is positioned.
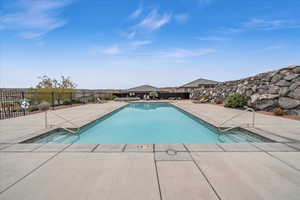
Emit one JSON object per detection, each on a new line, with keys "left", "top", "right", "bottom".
{"left": 284, "top": 74, "right": 299, "bottom": 81}
{"left": 278, "top": 97, "right": 300, "bottom": 109}
{"left": 290, "top": 82, "right": 300, "bottom": 90}
{"left": 279, "top": 87, "right": 290, "bottom": 96}
{"left": 192, "top": 66, "right": 300, "bottom": 116}
{"left": 275, "top": 80, "right": 291, "bottom": 87}
{"left": 271, "top": 74, "right": 282, "bottom": 83}
{"left": 255, "top": 99, "right": 275, "bottom": 110}
{"left": 292, "top": 66, "right": 300, "bottom": 73}
{"left": 269, "top": 86, "right": 280, "bottom": 94}
{"left": 291, "top": 88, "right": 300, "bottom": 100}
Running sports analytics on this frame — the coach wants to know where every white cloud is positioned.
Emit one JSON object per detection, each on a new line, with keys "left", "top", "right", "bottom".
{"left": 95, "top": 40, "right": 151, "bottom": 55}
{"left": 0, "top": 0, "right": 71, "bottom": 39}
{"left": 243, "top": 18, "right": 298, "bottom": 30}
{"left": 174, "top": 14, "right": 189, "bottom": 23}
{"left": 129, "top": 40, "right": 152, "bottom": 48}
{"left": 129, "top": 7, "right": 143, "bottom": 19}
{"left": 220, "top": 18, "right": 300, "bottom": 33}
{"left": 138, "top": 9, "right": 172, "bottom": 31}
{"left": 157, "top": 48, "right": 215, "bottom": 58}
{"left": 126, "top": 30, "right": 136, "bottom": 39}
{"left": 94, "top": 42, "right": 215, "bottom": 59}
{"left": 98, "top": 45, "right": 121, "bottom": 55}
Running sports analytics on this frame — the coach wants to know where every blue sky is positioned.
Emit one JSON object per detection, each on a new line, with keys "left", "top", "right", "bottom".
{"left": 1, "top": 0, "right": 300, "bottom": 89}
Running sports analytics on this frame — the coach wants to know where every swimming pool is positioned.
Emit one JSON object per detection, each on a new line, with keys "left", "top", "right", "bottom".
{"left": 27, "top": 102, "right": 270, "bottom": 144}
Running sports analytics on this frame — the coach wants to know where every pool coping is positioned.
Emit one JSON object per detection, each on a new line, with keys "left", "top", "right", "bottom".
{"left": 1, "top": 142, "right": 300, "bottom": 153}
{"left": 5, "top": 101, "right": 297, "bottom": 149}
{"left": 4, "top": 103, "right": 128, "bottom": 144}
{"left": 170, "top": 102, "right": 298, "bottom": 143}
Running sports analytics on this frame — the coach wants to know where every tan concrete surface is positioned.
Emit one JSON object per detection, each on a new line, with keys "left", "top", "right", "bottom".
{"left": 34, "top": 144, "right": 70, "bottom": 152}
{"left": 218, "top": 143, "right": 261, "bottom": 152}
{"left": 185, "top": 143, "right": 223, "bottom": 152}
{"left": 1, "top": 144, "right": 44, "bottom": 152}
{"left": 0, "top": 102, "right": 126, "bottom": 143}
{"left": 269, "top": 152, "right": 300, "bottom": 170}
{"left": 94, "top": 144, "right": 125, "bottom": 152}
{"left": 154, "top": 143, "right": 186, "bottom": 152}
{"left": 0, "top": 153, "right": 54, "bottom": 193}
{"left": 63, "top": 144, "right": 98, "bottom": 152}
{"left": 192, "top": 152, "right": 300, "bottom": 200}
{"left": 0, "top": 144, "right": 12, "bottom": 150}
{"left": 287, "top": 143, "right": 300, "bottom": 150}
{"left": 173, "top": 101, "right": 300, "bottom": 142}
{"left": 125, "top": 144, "right": 153, "bottom": 152}
{"left": 157, "top": 161, "right": 218, "bottom": 200}
{"left": 155, "top": 152, "right": 192, "bottom": 161}
{"left": 252, "top": 142, "right": 297, "bottom": 152}
{"left": 0, "top": 153, "right": 160, "bottom": 200}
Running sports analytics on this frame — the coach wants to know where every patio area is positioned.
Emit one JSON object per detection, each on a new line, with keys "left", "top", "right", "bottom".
{"left": 1, "top": 101, "right": 300, "bottom": 200}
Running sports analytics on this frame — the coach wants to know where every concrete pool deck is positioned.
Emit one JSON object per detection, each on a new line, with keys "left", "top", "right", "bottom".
{"left": 1, "top": 101, "right": 300, "bottom": 199}
{"left": 0, "top": 102, "right": 127, "bottom": 143}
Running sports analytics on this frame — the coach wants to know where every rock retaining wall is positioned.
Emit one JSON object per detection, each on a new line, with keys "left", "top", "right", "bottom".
{"left": 191, "top": 65, "right": 300, "bottom": 116}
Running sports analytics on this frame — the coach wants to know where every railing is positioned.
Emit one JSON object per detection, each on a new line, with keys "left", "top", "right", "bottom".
{"left": 0, "top": 90, "right": 115, "bottom": 120}
{"left": 218, "top": 106, "right": 256, "bottom": 133}
{"left": 47, "top": 111, "right": 80, "bottom": 134}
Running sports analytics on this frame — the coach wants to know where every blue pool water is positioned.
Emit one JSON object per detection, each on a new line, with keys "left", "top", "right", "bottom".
{"left": 30, "top": 102, "right": 268, "bottom": 144}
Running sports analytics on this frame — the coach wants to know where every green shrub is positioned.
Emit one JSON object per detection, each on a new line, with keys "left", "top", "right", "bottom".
{"left": 224, "top": 93, "right": 248, "bottom": 108}
{"left": 71, "top": 99, "right": 81, "bottom": 104}
{"left": 63, "top": 100, "right": 72, "bottom": 105}
{"left": 102, "top": 95, "right": 117, "bottom": 101}
{"left": 29, "top": 105, "right": 39, "bottom": 112}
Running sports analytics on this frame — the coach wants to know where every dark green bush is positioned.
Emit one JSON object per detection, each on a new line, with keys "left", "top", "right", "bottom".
{"left": 71, "top": 99, "right": 81, "bottom": 104}
{"left": 224, "top": 93, "right": 248, "bottom": 108}
{"left": 29, "top": 105, "right": 39, "bottom": 112}
{"left": 102, "top": 95, "right": 117, "bottom": 101}
{"left": 63, "top": 100, "right": 72, "bottom": 105}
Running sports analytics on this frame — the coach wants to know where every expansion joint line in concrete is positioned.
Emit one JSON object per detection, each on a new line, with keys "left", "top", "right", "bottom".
{"left": 264, "top": 151, "right": 300, "bottom": 173}
{"left": 154, "top": 155, "right": 163, "bottom": 200}
{"left": 0, "top": 145, "right": 70, "bottom": 194}
{"left": 183, "top": 144, "right": 222, "bottom": 200}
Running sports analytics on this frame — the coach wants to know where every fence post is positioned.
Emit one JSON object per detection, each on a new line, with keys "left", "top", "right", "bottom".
{"left": 51, "top": 92, "right": 54, "bottom": 110}
{"left": 70, "top": 92, "right": 73, "bottom": 107}
{"left": 21, "top": 91, "right": 25, "bottom": 116}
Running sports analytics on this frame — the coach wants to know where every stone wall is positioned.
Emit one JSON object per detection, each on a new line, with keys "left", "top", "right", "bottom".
{"left": 191, "top": 65, "right": 300, "bottom": 116}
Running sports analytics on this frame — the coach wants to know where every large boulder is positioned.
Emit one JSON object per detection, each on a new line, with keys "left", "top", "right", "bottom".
{"left": 284, "top": 73, "right": 299, "bottom": 81}
{"left": 290, "top": 88, "right": 300, "bottom": 100}
{"left": 279, "top": 87, "right": 290, "bottom": 96}
{"left": 290, "top": 82, "right": 300, "bottom": 90}
{"left": 292, "top": 66, "right": 300, "bottom": 73}
{"left": 268, "top": 86, "right": 280, "bottom": 94}
{"left": 271, "top": 74, "right": 282, "bottom": 83}
{"left": 255, "top": 99, "right": 275, "bottom": 110}
{"left": 250, "top": 94, "right": 278, "bottom": 104}
{"left": 275, "top": 80, "right": 291, "bottom": 87}
{"left": 278, "top": 97, "right": 300, "bottom": 109}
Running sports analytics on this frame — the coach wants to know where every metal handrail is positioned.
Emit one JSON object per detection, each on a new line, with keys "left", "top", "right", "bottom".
{"left": 48, "top": 111, "right": 80, "bottom": 134}
{"left": 218, "top": 106, "right": 255, "bottom": 133}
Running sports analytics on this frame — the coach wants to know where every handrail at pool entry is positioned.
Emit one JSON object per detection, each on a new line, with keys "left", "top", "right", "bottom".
{"left": 48, "top": 111, "right": 80, "bottom": 134}
{"left": 218, "top": 106, "right": 256, "bottom": 133}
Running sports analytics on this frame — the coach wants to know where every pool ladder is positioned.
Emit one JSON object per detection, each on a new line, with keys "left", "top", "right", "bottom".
{"left": 217, "top": 106, "right": 256, "bottom": 134}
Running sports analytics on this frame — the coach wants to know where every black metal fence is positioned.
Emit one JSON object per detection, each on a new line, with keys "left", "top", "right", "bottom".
{"left": 0, "top": 90, "right": 114, "bottom": 120}
{"left": 0, "top": 90, "right": 190, "bottom": 120}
